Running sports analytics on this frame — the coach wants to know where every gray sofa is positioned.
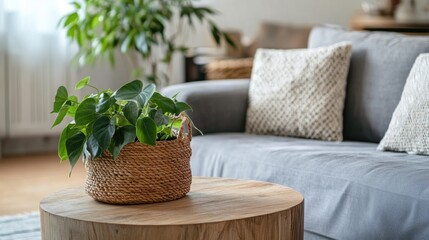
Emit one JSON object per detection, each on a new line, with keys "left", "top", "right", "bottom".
{"left": 163, "top": 27, "right": 429, "bottom": 240}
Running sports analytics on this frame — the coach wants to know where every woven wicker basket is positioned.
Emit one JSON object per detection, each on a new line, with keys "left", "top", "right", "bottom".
{"left": 205, "top": 58, "right": 254, "bottom": 80}
{"left": 85, "top": 119, "right": 192, "bottom": 204}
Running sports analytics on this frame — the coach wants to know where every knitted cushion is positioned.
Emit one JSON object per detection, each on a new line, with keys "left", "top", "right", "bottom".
{"left": 246, "top": 42, "right": 352, "bottom": 141}
{"left": 309, "top": 26, "right": 429, "bottom": 143}
{"left": 377, "top": 54, "right": 429, "bottom": 155}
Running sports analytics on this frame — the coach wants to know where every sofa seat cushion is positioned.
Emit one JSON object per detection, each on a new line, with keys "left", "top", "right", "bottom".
{"left": 191, "top": 133, "right": 429, "bottom": 240}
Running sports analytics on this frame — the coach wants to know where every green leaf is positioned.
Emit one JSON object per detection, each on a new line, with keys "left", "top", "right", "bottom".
{"left": 86, "top": 134, "right": 102, "bottom": 159}
{"left": 93, "top": 116, "right": 115, "bottom": 150}
{"left": 210, "top": 22, "right": 221, "bottom": 45}
{"left": 172, "top": 119, "right": 183, "bottom": 129}
{"left": 199, "top": 7, "right": 216, "bottom": 14}
{"left": 65, "top": 132, "right": 86, "bottom": 175}
{"left": 135, "top": 83, "right": 156, "bottom": 107}
{"left": 150, "top": 92, "right": 176, "bottom": 113}
{"left": 58, "top": 124, "right": 79, "bottom": 161}
{"left": 67, "top": 25, "right": 77, "bottom": 39}
{"left": 109, "top": 125, "right": 136, "bottom": 159}
{"left": 77, "top": 31, "right": 85, "bottom": 47}
{"left": 63, "top": 12, "right": 78, "bottom": 28}
{"left": 75, "top": 76, "right": 90, "bottom": 90}
{"left": 52, "top": 86, "right": 68, "bottom": 113}
{"left": 71, "top": 1, "right": 81, "bottom": 10}
{"left": 90, "top": 15, "right": 100, "bottom": 29}
{"left": 143, "top": 82, "right": 156, "bottom": 97}
{"left": 123, "top": 101, "right": 139, "bottom": 125}
{"left": 115, "top": 114, "right": 130, "bottom": 127}
{"left": 120, "top": 36, "right": 131, "bottom": 53}
{"left": 193, "top": 8, "right": 205, "bottom": 22}
{"left": 57, "top": 15, "right": 67, "bottom": 28}
{"left": 223, "top": 32, "right": 237, "bottom": 48}
{"left": 136, "top": 117, "right": 157, "bottom": 146}
{"left": 148, "top": 108, "right": 157, "bottom": 119}
{"left": 120, "top": 30, "right": 136, "bottom": 53}
{"left": 66, "top": 96, "right": 78, "bottom": 117}
{"left": 135, "top": 33, "right": 149, "bottom": 55}
{"left": 171, "top": 92, "right": 180, "bottom": 100}
{"left": 158, "top": 125, "right": 173, "bottom": 140}
{"left": 175, "top": 101, "right": 192, "bottom": 115}
{"left": 75, "top": 98, "right": 97, "bottom": 126}
{"left": 68, "top": 95, "right": 78, "bottom": 103}
{"left": 114, "top": 80, "right": 143, "bottom": 100}
{"left": 153, "top": 110, "right": 170, "bottom": 126}
{"left": 97, "top": 93, "right": 115, "bottom": 113}
{"left": 52, "top": 104, "right": 70, "bottom": 128}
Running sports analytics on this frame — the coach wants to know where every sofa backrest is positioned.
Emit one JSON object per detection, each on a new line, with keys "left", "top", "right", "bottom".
{"left": 308, "top": 26, "right": 429, "bottom": 143}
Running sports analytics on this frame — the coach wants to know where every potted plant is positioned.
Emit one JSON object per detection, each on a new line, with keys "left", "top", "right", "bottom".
{"left": 60, "top": 0, "right": 235, "bottom": 86}
{"left": 51, "top": 77, "right": 194, "bottom": 204}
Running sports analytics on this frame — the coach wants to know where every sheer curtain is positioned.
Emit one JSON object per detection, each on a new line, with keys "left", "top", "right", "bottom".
{"left": 0, "top": 1, "right": 72, "bottom": 136}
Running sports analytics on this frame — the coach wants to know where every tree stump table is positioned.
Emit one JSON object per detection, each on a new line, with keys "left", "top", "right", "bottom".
{"left": 40, "top": 177, "right": 304, "bottom": 240}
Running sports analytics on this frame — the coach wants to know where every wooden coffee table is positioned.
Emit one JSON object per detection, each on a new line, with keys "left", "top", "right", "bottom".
{"left": 40, "top": 177, "right": 304, "bottom": 240}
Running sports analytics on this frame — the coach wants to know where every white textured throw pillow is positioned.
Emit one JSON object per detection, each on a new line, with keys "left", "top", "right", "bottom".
{"left": 246, "top": 42, "right": 352, "bottom": 141}
{"left": 378, "top": 54, "right": 429, "bottom": 155}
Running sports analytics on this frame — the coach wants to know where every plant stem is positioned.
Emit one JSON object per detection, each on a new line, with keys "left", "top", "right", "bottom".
{"left": 87, "top": 84, "right": 100, "bottom": 94}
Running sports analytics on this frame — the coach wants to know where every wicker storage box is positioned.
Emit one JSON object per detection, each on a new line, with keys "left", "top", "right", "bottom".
{"left": 205, "top": 58, "right": 253, "bottom": 80}
{"left": 85, "top": 122, "right": 192, "bottom": 204}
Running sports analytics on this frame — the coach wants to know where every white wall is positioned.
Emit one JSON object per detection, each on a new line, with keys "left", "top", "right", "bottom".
{"left": 0, "top": 37, "right": 5, "bottom": 138}
{"left": 187, "top": 0, "right": 362, "bottom": 47}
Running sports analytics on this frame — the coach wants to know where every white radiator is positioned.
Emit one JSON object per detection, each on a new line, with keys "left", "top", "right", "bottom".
{"left": 3, "top": 43, "right": 133, "bottom": 137}
{"left": 5, "top": 34, "right": 71, "bottom": 137}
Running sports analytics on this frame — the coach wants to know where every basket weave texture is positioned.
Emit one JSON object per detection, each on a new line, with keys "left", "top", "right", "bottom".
{"left": 85, "top": 120, "right": 192, "bottom": 204}
{"left": 206, "top": 58, "right": 253, "bottom": 80}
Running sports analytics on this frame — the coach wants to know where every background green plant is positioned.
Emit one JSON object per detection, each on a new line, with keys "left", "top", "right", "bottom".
{"left": 52, "top": 77, "right": 192, "bottom": 175}
{"left": 60, "top": 0, "right": 235, "bottom": 86}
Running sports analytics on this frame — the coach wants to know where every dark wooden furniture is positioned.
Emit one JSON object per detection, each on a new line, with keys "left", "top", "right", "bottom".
{"left": 350, "top": 13, "right": 429, "bottom": 35}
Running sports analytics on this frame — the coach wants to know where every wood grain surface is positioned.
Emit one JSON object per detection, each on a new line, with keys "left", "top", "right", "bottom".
{"left": 40, "top": 177, "right": 304, "bottom": 240}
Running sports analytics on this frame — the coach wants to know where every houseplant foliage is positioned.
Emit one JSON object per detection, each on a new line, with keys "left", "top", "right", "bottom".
{"left": 51, "top": 77, "right": 192, "bottom": 175}
{"left": 60, "top": 0, "right": 235, "bottom": 85}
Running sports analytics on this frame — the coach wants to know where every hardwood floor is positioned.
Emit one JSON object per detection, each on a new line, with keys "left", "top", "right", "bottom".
{"left": 0, "top": 153, "right": 86, "bottom": 215}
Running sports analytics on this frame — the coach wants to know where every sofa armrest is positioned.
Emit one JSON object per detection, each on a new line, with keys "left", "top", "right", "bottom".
{"left": 161, "top": 79, "right": 250, "bottom": 134}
